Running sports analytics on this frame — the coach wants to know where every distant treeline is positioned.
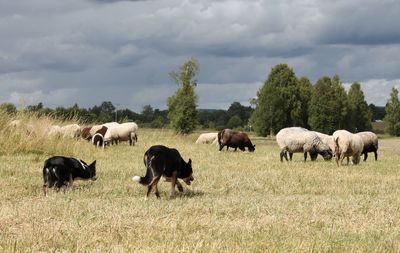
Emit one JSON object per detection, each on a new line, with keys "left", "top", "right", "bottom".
{"left": 0, "top": 99, "right": 385, "bottom": 131}
{"left": 0, "top": 101, "right": 257, "bottom": 130}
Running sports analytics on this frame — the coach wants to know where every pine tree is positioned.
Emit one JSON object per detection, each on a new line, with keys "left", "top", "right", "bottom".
{"left": 384, "top": 87, "right": 400, "bottom": 136}
{"left": 167, "top": 58, "right": 199, "bottom": 134}
{"left": 250, "top": 64, "right": 300, "bottom": 136}
{"left": 347, "top": 82, "right": 372, "bottom": 132}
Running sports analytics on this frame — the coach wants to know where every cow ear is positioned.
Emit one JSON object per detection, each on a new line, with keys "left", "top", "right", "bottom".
{"left": 188, "top": 158, "right": 192, "bottom": 165}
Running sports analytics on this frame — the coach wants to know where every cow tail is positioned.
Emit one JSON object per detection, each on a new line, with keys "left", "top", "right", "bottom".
{"left": 132, "top": 153, "right": 154, "bottom": 185}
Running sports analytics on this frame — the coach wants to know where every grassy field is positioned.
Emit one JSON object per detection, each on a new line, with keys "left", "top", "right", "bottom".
{"left": 1, "top": 119, "right": 400, "bottom": 252}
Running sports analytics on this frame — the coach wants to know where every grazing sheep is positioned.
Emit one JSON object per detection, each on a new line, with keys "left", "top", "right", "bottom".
{"left": 195, "top": 132, "right": 218, "bottom": 145}
{"left": 356, "top": 131, "right": 379, "bottom": 161}
{"left": 276, "top": 127, "right": 333, "bottom": 162}
{"left": 60, "top": 124, "right": 81, "bottom": 139}
{"left": 9, "top": 120, "right": 35, "bottom": 136}
{"left": 81, "top": 126, "right": 93, "bottom": 141}
{"left": 103, "top": 122, "right": 138, "bottom": 146}
{"left": 313, "top": 131, "right": 336, "bottom": 155}
{"left": 91, "top": 126, "right": 108, "bottom": 148}
{"left": 332, "top": 130, "right": 364, "bottom": 166}
{"left": 48, "top": 125, "right": 62, "bottom": 138}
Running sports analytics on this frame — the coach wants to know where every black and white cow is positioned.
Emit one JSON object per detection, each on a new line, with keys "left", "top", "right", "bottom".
{"left": 42, "top": 156, "right": 97, "bottom": 196}
{"left": 132, "top": 145, "right": 194, "bottom": 199}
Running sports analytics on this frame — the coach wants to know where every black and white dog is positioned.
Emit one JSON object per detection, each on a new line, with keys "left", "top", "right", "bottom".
{"left": 132, "top": 145, "right": 194, "bottom": 198}
{"left": 42, "top": 156, "right": 97, "bottom": 196}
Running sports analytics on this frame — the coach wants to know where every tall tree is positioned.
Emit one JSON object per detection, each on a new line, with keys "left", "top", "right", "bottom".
{"left": 347, "top": 82, "right": 372, "bottom": 132}
{"left": 384, "top": 87, "right": 400, "bottom": 136}
{"left": 331, "top": 75, "right": 351, "bottom": 130}
{"left": 250, "top": 64, "right": 300, "bottom": 136}
{"left": 297, "top": 76, "right": 313, "bottom": 129}
{"left": 167, "top": 57, "right": 199, "bottom": 134}
{"left": 308, "top": 76, "right": 338, "bottom": 134}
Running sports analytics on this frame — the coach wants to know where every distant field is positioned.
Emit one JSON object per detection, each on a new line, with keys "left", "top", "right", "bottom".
{"left": 1, "top": 127, "right": 400, "bottom": 252}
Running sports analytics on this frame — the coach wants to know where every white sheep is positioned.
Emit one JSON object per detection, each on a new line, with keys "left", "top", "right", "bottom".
{"left": 60, "top": 124, "right": 81, "bottom": 138}
{"left": 48, "top": 125, "right": 62, "bottom": 138}
{"left": 276, "top": 127, "right": 333, "bottom": 162}
{"left": 195, "top": 132, "right": 218, "bottom": 145}
{"left": 332, "top": 130, "right": 364, "bottom": 166}
{"left": 356, "top": 131, "right": 379, "bottom": 161}
{"left": 103, "top": 122, "right": 138, "bottom": 146}
{"left": 313, "top": 131, "right": 336, "bottom": 154}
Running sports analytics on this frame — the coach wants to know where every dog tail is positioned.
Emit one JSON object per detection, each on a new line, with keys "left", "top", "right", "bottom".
{"left": 132, "top": 154, "right": 154, "bottom": 185}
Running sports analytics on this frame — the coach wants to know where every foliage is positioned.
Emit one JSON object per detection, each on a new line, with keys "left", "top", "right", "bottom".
{"left": 227, "top": 115, "right": 243, "bottom": 129}
{"left": 167, "top": 58, "right": 199, "bottom": 134}
{"left": 347, "top": 82, "right": 372, "bottom": 132}
{"left": 384, "top": 87, "right": 400, "bottom": 136}
{"left": 250, "top": 64, "right": 302, "bottom": 136}
{"left": 368, "top": 104, "right": 385, "bottom": 121}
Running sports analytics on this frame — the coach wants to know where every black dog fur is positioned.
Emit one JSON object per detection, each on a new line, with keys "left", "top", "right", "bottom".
{"left": 132, "top": 145, "right": 194, "bottom": 198}
{"left": 42, "top": 156, "right": 97, "bottom": 196}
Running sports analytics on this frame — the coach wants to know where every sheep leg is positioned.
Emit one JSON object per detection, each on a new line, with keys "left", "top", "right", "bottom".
{"left": 346, "top": 157, "right": 349, "bottom": 165}
{"left": 363, "top": 152, "right": 368, "bottom": 161}
{"left": 289, "top": 153, "right": 293, "bottom": 161}
{"left": 374, "top": 151, "right": 378, "bottom": 161}
{"left": 304, "top": 152, "right": 308, "bottom": 161}
{"left": 280, "top": 150, "right": 288, "bottom": 162}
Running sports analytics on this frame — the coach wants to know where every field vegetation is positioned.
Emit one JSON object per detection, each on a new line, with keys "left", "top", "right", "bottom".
{"left": 1, "top": 113, "right": 400, "bottom": 252}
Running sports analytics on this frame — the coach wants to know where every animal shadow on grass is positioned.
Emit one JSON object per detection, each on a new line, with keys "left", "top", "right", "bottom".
{"left": 171, "top": 189, "right": 205, "bottom": 199}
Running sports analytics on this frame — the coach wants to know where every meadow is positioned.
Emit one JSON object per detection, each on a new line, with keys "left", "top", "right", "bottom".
{"left": 1, "top": 114, "right": 400, "bottom": 252}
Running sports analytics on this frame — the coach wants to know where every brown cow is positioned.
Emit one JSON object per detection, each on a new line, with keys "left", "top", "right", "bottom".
{"left": 218, "top": 129, "right": 255, "bottom": 152}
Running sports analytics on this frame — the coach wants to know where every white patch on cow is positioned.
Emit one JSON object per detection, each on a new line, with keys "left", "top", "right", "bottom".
{"left": 132, "top": 176, "right": 141, "bottom": 183}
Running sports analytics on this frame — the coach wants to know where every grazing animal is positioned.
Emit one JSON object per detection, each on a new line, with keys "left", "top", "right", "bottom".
{"left": 104, "top": 122, "right": 138, "bottom": 146}
{"left": 276, "top": 127, "right": 333, "bottom": 162}
{"left": 42, "top": 156, "right": 97, "bottom": 196}
{"left": 356, "top": 131, "right": 379, "bottom": 161}
{"left": 218, "top": 129, "right": 255, "bottom": 152}
{"left": 48, "top": 125, "right": 62, "bottom": 137}
{"left": 132, "top": 145, "right": 194, "bottom": 198}
{"left": 91, "top": 126, "right": 108, "bottom": 148}
{"left": 60, "top": 124, "right": 81, "bottom": 138}
{"left": 313, "top": 131, "right": 336, "bottom": 155}
{"left": 195, "top": 132, "right": 218, "bottom": 145}
{"left": 81, "top": 126, "right": 93, "bottom": 141}
{"left": 332, "top": 130, "right": 364, "bottom": 166}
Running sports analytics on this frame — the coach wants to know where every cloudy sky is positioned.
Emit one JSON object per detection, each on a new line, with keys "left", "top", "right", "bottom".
{"left": 1, "top": 0, "right": 400, "bottom": 111}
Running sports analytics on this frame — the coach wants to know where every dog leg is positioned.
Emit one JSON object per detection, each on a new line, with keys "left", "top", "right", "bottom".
{"left": 176, "top": 181, "right": 184, "bottom": 192}
{"left": 170, "top": 171, "right": 177, "bottom": 198}
{"left": 43, "top": 185, "right": 48, "bottom": 197}
{"left": 153, "top": 177, "right": 161, "bottom": 198}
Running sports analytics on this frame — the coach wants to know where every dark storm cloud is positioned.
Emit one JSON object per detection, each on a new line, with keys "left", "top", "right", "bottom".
{"left": 1, "top": 0, "right": 400, "bottom": 110}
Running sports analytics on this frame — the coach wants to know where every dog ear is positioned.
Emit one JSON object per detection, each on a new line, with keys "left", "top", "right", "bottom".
{"left": 188, "top": 158, "right": 192, "bottom": 165}
{"left": 91, "top": 160, "right": 96, "bottom": 166}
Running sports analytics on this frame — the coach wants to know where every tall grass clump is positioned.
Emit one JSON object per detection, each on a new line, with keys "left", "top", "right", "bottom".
{"left": 0, "top": 109, "right": 93, "bottom": 157}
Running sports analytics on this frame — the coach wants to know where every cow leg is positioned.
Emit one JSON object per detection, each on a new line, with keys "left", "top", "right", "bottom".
{"left": 170, "top": 171, "right": 178, "bottom": 198}
{"left": 234, "top": 147, "right": 237, "bottom": 151}
{"left": 219, "top": 144, "right": 224, "bottom": 151}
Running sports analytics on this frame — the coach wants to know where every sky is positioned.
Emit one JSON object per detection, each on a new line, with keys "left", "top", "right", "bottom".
{"left": 1, "top": 0, "right": 400, "bottom": 112}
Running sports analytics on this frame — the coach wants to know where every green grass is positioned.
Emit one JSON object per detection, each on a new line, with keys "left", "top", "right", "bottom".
{"left": 1, "top": 124, "right": 400, "bottom": 252}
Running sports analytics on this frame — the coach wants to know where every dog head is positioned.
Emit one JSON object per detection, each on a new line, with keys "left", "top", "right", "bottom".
{"left": 180, "top": 158, "right": 194, "bottom": 185}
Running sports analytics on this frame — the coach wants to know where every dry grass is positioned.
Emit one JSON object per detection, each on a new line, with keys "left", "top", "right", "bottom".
{"left": 1, "top": 115, "right": 400, "bottom": 252}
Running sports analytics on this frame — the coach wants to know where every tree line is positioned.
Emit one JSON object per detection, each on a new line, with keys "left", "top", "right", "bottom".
{"left": 1, "top": 60, "right": 394, "bottom": 135}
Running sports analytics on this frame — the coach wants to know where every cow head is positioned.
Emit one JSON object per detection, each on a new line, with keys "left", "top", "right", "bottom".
{"left": 248, "top": 144, "right": 256, "bottom": 152}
